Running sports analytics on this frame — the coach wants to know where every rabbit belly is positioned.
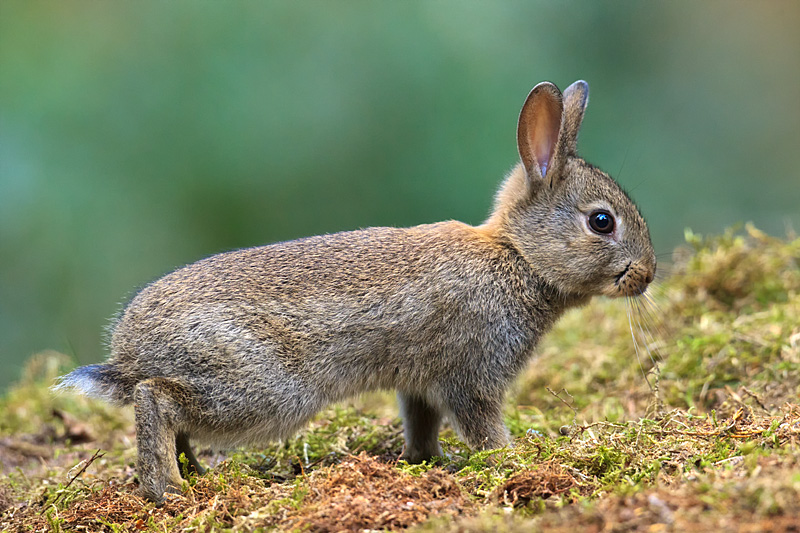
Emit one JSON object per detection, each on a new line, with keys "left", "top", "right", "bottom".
{"left": 181, "top": 375, "right": 327, "bottom": 449}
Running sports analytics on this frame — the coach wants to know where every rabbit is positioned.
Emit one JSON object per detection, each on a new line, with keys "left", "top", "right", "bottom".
{"left": 55, "top": 80, "right": 656, "bottom": 503}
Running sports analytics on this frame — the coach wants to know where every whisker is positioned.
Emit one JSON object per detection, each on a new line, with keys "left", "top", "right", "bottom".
{"left": 638, "top": 292, "right": 666, "bottom": 329}
{"left": 653, "top": 262, "right": 677, "bottom": 277}
{"left": 638, "top": 296, "right": 668, "bottom": 346}
{"left": 633, "top": 298, "right": 662, "bottom": 365}
{"left": 641, "top": 286, "right": 668, "bottom": 319}
{"left": 654, "top": 272, "right": 673, "bottom": 285}
{"left": 626, "top": 296, "right": 653, "bottom": 391}
{"left": 639, "top": 293, "right": 671, "bottom": 346}
{"left": 616, "top": 145, "right": 631, "bottom": 182}
{"left": 631, "top": 299, "right": 654, "bottom": 365}
{"left": 632, "top": 297, "right": 664, "bottom": 413}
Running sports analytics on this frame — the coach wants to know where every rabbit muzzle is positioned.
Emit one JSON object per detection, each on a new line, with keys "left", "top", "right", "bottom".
{"left": 606, "top": 260, "right": 655, "bottom": 297}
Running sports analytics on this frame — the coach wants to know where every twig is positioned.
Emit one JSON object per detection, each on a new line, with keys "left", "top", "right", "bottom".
{"left": 648, "top": 363, "right": 665, "bottom": 418}
{"left": 546, "top": 387, "right": 578, "bottom": 417}
{"left": 42, "top": 449, "right": 105, "bottom": 513}
{"left": 742, "top": 387, "right": 769, "bottom": 412}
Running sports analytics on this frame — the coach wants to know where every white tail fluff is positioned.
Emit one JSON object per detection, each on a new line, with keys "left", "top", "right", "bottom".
{"left": 52, "top": 364, "right": 127, "bottom": 404}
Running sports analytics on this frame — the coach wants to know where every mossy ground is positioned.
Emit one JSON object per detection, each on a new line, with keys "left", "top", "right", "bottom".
{"left": 2, "top": 224, "right": 799, "bottom": 532}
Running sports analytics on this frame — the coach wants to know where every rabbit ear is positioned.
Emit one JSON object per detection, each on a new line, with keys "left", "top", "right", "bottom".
{"left": 561, "top": 80, "right": 589, "bottom": 155}
{"left": 517, "top": 82, "right": 564, "bottom": 183}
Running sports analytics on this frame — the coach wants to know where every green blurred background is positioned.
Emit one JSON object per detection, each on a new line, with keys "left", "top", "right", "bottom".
{"left": 1, "top": 1, "right": 798, "bottom": 391}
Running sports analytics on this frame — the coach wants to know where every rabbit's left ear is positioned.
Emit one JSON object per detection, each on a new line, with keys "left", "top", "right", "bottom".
{"left": 517, "top": 82, "right": 564, "bottom": 183}
{"left": 561, "top": 80, "right": 589, "bottom": 155}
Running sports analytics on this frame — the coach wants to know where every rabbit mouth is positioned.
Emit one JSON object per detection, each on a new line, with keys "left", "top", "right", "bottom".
{"left": 608, "top": 262, "right": 651, "bottom": 297}
{"left": 614, "top": 262, "right": 632, "bottom": 284}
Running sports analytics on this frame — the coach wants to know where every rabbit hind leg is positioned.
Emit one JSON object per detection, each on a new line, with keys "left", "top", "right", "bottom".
{"left": 133, "top": 378, "right": 195, "bottom": 503}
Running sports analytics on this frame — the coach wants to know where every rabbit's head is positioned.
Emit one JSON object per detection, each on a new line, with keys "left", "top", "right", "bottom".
{"left": 490, "top": 81, "right": 656, "bottom": 299}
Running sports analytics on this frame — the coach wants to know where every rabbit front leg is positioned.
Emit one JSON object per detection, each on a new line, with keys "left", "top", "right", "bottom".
{"left": 398, "top": 392, "right": 443, "bottom": 463}
{"left": 175, "top": 432, "right": 205, "bottom": 476}
{"left": 444, "top": 388, "right": 510, "bottom": 452}
{"left": 133, "top": 378, "right": 189, "bottom": 503}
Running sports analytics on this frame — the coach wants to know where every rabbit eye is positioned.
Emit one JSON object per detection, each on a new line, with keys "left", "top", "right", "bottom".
{"left": 588, "top": 210, "right": 615, "bottom": 234}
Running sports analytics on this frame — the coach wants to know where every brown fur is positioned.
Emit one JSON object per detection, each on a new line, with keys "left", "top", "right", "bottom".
{"left": 55, "top": 81, "right": 656, "bottom": 502}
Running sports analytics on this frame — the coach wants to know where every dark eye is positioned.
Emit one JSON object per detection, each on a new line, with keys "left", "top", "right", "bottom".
{"left": 588, "top": 210, "right": 615, "bottom": 234}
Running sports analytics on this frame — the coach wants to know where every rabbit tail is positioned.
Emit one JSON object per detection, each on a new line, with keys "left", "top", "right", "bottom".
{"left": 53, "top": 364, "right": 131, "bottom": 405}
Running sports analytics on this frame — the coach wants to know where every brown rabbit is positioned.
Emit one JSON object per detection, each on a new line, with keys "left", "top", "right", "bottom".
{"left": 55, "top": 80, "right": 656, "bottom": 503}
